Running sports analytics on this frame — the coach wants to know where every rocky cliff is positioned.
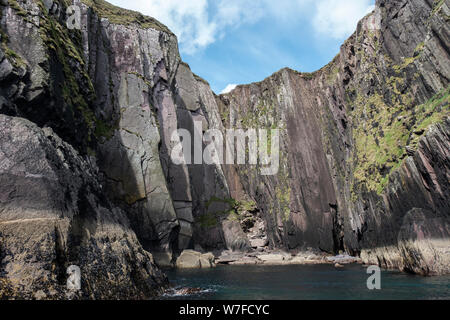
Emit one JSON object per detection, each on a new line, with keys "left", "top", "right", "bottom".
{"left": 217, "top": 0, "right": 450, "bottom": 275}
{"left": 0, "top": 0, "right": 245, "bottom": 298}
{"left": 0, "top": 0, "right": 449, "bottom": 299}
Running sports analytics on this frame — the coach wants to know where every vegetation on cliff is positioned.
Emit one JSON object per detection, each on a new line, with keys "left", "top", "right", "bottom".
{"left": 0, "top": 28, "right": 25, "bottom": 68}
{"left": 81, "top": 0, "right": 173, "bottom": 34}
{"left": 350, "top": 1, "right": 449, "bottom": 195}
{"left": 40, "top": 0, "right": 97, "bottom": 151}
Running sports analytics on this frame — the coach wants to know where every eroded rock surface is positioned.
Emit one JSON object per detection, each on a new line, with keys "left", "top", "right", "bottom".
{"left": 216, "top": 0, "right": 450, "bottom": 274}
{"left": 0, "top": 0, "right": 449, "bottom": 300}
{"left": 0, "top": 115, "right": 167, "bottom": 299}
{"left": 0, "top": 0, "right": 243, "bottom": 298}
{"left": 176, "top": 250, "right": 215, "bottom": 269}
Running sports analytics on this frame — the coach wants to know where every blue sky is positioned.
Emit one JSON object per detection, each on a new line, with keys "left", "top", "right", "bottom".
{"left": 109, "top": 0, "right": 375, "bottom": 94}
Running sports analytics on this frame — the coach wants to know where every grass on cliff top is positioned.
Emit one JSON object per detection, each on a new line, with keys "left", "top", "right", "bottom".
{"left": 353, "top": 87, "right": 449, "bottom": 195}
{"left": 81, "top": 0, "right": 173, "bottom": 34}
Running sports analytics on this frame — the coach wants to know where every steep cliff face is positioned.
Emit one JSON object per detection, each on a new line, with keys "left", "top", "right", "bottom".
{"left": 0, "top": 115, "right": 167, "bottom": 299}
{"left": 76, "top": 0, "right": 243, "bottom": 256}
{"left": 217, "top": 0, "right": 449, "bottom": 274}
{"left": 0, "top": 0, "right": 449, "bottom": 299}
{"left": 0, "top": 0, "right": 237, "bottom": 298}
{"left": 345, "top": 0, "right": 450, "bottom": 275}
{"left": 1, "top": 0, "right": 256, "bottom": 298}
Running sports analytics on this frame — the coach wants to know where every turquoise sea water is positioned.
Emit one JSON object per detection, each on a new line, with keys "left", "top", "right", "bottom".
{"left": 164, "top": 264, "right": 450, "bottom": 300}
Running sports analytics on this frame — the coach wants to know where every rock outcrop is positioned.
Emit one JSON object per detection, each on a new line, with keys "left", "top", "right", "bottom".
{"left": 216, "top": 0, "right": 450, "bottom": 275}
{"left": 175, "top": 250, "right": 215, "bottom": 269}
{"left": 0, "top": 0, "right": 232, "bottom": 299}
{"left": 0, "top": 115, "right": 167, "bottom": 299}
{"left": 0, "top": 0, "right": 449, "bottom": 300}
{"left": 0, "top": 0, "right": 252, "bottom": 298}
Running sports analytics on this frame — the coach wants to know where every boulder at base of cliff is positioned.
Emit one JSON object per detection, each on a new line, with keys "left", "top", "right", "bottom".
{"left": 176, "top": 250, "right": 216, "bottom": 269}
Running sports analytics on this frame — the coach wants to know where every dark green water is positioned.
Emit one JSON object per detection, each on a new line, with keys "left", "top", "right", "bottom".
{"left": 164, "top": 264, "right": 450, "bottom": 300}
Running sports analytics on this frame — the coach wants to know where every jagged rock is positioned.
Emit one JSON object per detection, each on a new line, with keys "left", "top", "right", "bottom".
{"left": 289, "top": 256, "right": 324, "bottom": 265}
{"left": 289, "top": 251, "right": 329, "bottom": 265}
{"left": 215, "top": 251, "right": 245, "bottom": 264}
{"left": 0, "top": 0, "right": 238, "bottom": 260}
{"left": 356, "top": 120, "right": 450, "bottom": 275}
{"left": 0, "top": 115, "right": 167, "bottom": 299}
{"left": 175, "top": 62, "right": 201, "bottom": 112}
{"left": 241, "top": 217, "right": 256, "bottom": 232}
{"left": 0, "top": 58, "right": 13, "bottom": 81}
{"left": 153, "top": 252, "right": 174, "bottom": 269}
{"left": 171, "top": 287, "right": 203, "bottom": 296}
{"left": 221, "top": 220, "right": 252, "bottom": 252}
{"left": 229, "top": 257, "right": 259, "bottom": 266}
{"left": 405, "top": 146, "right": 416, "bottom": 156}
{"left": 216, "top": 0, "right": 450, "bottom": 275}
{"left": 327, "top": 255, "right": 361, "bottom": 265}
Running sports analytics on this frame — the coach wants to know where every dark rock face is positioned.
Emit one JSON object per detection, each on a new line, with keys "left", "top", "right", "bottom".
{"left": 0, "top": 115, "right": 167, "bottom": 299}
{"left": 217, "top": 0, "right": 449, "bottom": 274}
{"left": 0, "top": 0, "right": 449, "bottom": 299}
{"left": 357, "top": 120, "right": 450, "bottom": 275}
{"left": 0, "top": 0, "right": 238, "bottom": 299}
{"left": 217, "top": 72, "right": 340, "bottom": 253}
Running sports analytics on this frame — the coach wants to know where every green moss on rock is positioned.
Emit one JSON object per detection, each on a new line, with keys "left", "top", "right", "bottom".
{"left": 431, "top": 0, "right": 445, "bottom": 16}
{"left": 349, "top": 15, "right": 449, "bottom": 196}
{"left": 352, "top": 87, "right": 449, "bottom": 195}
{"left": 81, "top": 0, "right": 173, "bottom": 34}
{"left": 196, "top": 212, "right": 221, "bottom": 228}
{"left": 95, "top": 118, "right": 118, "bottom": 141}
{"left": 0, "top": 29, "right": 26, "bottom": 68}
{"left": 7, "top": 0, "right": 28, "bottom": 17}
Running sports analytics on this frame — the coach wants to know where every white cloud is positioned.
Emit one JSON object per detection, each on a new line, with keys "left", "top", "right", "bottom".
{"left": 313, "top": 0, "right": 375, "bottom": 39}
{"left": 109, "top": 0, "right": 374, "bottom": 53}
{"left": 220, "top": 84, "right": 237, "bottom": 94}
{"left": 110, "top": 0, "right": 216, "bottom": 54}
{"left": 108, "top": 0, "right": 265, "bottom": 54}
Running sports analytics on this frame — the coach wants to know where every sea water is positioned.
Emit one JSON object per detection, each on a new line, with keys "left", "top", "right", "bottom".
{"left": 164, "top": 264, "right": 450, "bottom": 300}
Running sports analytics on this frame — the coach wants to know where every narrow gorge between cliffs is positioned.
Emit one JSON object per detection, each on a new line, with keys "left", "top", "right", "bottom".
{"left": 0, "top": 0, "right": 449, "bottom": 300}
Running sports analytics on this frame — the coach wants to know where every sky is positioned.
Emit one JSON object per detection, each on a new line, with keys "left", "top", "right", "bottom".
{"left": 108, "top": 0, "right": 376, "bottom": 94}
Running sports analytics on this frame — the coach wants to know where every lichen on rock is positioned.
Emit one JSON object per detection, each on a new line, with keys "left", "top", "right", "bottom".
{"left": 1, "top": 0, "right": 450, "bottom": 301}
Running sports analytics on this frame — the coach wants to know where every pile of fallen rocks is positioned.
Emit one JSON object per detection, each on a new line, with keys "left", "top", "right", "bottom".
{"left": 214, "top": 249, "right": 364, "bottom": 266}
{"left": 171, "top": 250, "right": 362, "bottom": 269}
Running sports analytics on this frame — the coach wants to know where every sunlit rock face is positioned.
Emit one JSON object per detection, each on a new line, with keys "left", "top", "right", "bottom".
{"left": 216, "top": 0, "right": 450, "bottom": 274}
{"left": 0, "top": 0, "right": 231, "bottom": 298}
{"left": 0, "top": 0, "right": 449, "bottom": 299}
{"left": 0, "top": 115, "right": 168, "bottom": 299}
